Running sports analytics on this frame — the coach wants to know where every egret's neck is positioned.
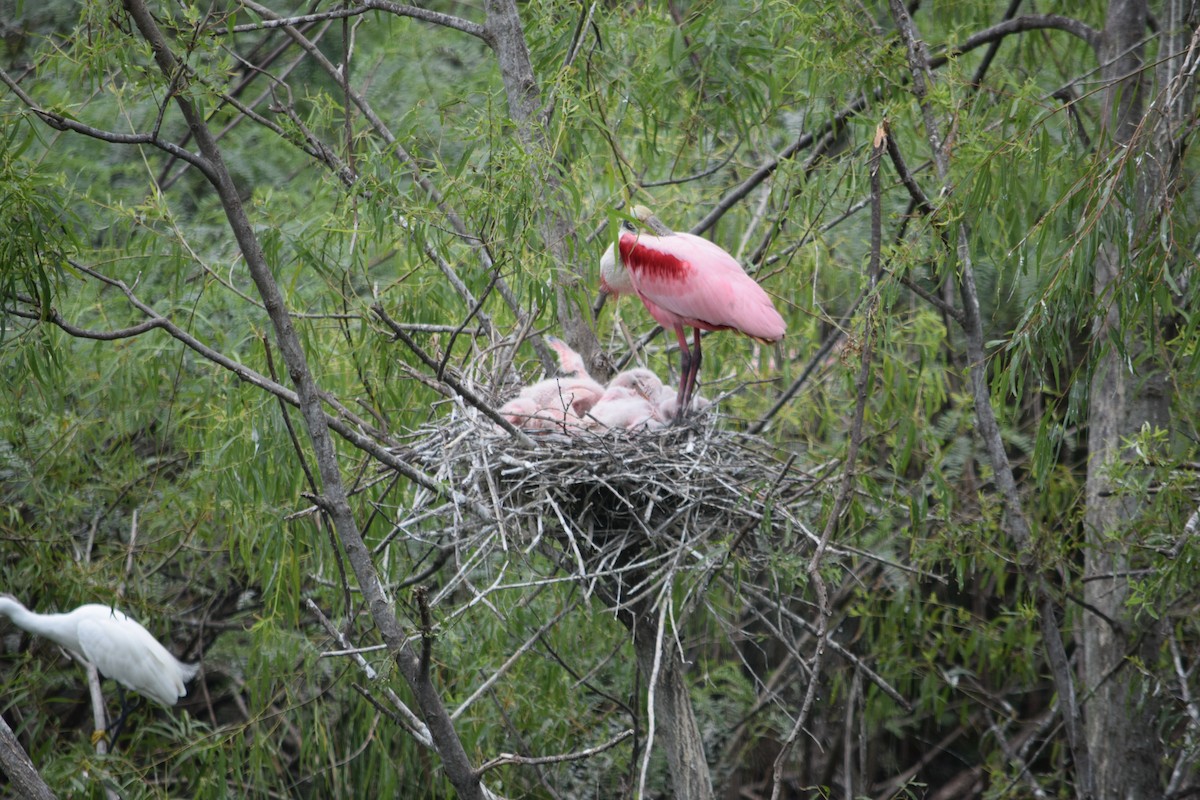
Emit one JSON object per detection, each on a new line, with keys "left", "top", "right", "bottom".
{"left": 0, "top": 599, "right": 74, "bottom": 650}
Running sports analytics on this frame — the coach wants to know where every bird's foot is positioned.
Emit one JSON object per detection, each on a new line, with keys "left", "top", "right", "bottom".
{"left": 670, "top": 406, "right": 696, "bottom": 427}
{"left": 90, "top": 729, "right": 110, "bottom": 747}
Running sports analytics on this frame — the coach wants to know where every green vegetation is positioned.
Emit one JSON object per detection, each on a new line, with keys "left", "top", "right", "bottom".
{"left": 1, "top": 1, "right": 1197, "bottom": 798}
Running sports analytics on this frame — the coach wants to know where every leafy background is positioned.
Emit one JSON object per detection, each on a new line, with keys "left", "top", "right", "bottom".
{"left": 1, "top": 0, "right": 1198, "bottom": 798}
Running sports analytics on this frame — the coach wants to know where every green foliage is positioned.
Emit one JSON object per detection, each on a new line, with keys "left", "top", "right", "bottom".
{"left": 1, "top": 0, "right": 1198, "bottom": 798}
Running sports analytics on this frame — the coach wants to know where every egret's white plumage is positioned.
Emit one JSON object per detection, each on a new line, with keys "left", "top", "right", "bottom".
{"left": 0, "top": 596, "right": 198, "bottom": 707}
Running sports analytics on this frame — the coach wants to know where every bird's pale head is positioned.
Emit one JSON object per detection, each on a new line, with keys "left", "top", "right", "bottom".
{"left": 599, "top": 242, "right": 635, "bottom": 297}
{"left": 630, "top": 204, "right": 671, "bottom": 235}
{"left": 631, "top": 204, "right": 655, "bottom": 223}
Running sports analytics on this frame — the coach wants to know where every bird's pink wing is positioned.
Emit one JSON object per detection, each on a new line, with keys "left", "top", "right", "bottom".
{"left": 619, "top": 232, "right": 785, "bottom": 341}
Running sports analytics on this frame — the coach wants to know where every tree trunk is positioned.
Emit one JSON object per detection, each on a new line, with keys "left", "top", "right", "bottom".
{"left": 1083, "top": 1, "right": 1189, "bottom": 796}
{"left": 0, "top": 714, "right": 55, "bottom": 800}
{"left": 629, "top": 605, "right": 715, "bottom": 800}
{"left": 484, "top": 0, "right": 607, "bottom": 379}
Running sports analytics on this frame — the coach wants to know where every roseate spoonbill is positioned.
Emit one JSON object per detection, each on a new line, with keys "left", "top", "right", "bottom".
{"left": 0, "top": 596, "right": 198, "bottom": 737}
{"left": 504, "top": 375, "right": 602, "bottom": 418}
{"left": 545, "top": 334, "right": 591, "bottom": 378}
{"left": 586, "top": 385, "right": 663, "bottom": 431}
{"left": 497, "top": 335, "right": 604, "bottom": 427}
{"left": 599, "top": 206, "right": 785, "bottom": 414}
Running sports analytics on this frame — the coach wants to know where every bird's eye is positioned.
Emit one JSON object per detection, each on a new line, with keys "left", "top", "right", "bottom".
{"left": 621, "top": 220, "right": 636, "bottom": 233}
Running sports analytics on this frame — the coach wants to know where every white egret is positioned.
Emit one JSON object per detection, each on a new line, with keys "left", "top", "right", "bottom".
{"left": 0, "top": 596, "right": 198, "bottom": 714}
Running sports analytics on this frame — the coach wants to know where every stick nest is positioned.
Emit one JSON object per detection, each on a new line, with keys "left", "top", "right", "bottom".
{"left": 394, "top": 405, "right": 821, "bottom": 606}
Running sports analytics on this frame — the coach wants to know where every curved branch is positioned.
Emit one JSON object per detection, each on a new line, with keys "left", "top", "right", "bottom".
{"left": 25, "top": 264, "right": 493, "bottom": 524}
{"left": 929, "top": 14, "right": 1102, "bottom": 69}
{"left": 476, "top": 729, "right": 634, "bottom": 776}
{"left": 0, "top": 67, "right": 215, "bottom": 180}
{"left": 222, "top": 5, "right": 372, "bottom": 34}
{"left": 5, "top": 302, "right": 165, "bottom": 340}
{"left": 221, "top": 0, "right": 487, "bottom": 40}
{"left": 362, "top": 0, "right": 488, "bottom": 42}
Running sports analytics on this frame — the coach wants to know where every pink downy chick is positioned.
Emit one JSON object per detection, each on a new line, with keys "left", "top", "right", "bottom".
{"left": 498, "top": 396, "right": 541, "bottom": 426}
{"left": 607, "top": 368, "right": 665, "bottom": 402}
{"left": 522, "top": 335, "right": 604, "bottom": 416}
{"left": 586, "top": 386, "right": 663, "bottom": 431}
{"left": 656, "top": 386, "right": 711, "bottom": 423}
{"left": 497, "top": 395, "right": 588, "bottom": 433}
{"left": 517, "top": 376, "right": 604, "bottom": 417}
{"left": 545, "top": 334, "right": 593, "bottom": 379}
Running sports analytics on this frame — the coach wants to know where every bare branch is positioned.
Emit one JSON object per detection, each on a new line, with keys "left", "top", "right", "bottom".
{"left": 883, "top": 126, "right": 935, "bottom": 217}
{"left": 0, "top": 67, "right": 214, "bottom": 179}
{"left": 475, "top": 728, "right": 634, "bottom": 776}
{"left": 363, "top": 0, "right": 487, "bottom": 41}
{"left": 5, "top": 302, "right": 165, "bottom": 340}
{"left": 929, "top": 14, "right": 1102, "bottom": 68}
{"left": 221, "top": 5, "right": 372, "bottom": 33}
{"left": 220, "top": 0, "right": 486, "bottom": 39}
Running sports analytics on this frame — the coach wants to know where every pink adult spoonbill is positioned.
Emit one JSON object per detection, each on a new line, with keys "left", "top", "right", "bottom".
{"left": 599, "top": 206, "right": 785, "bottom": 414}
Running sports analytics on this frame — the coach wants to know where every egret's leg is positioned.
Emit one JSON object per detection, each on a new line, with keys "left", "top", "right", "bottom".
{"left": 107, "top": 687, "right": 143, "bottom": 746}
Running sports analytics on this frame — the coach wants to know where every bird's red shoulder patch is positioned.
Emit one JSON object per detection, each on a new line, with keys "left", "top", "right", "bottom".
{"left": 620, "top": 233, "right": 689, "bottom": 281}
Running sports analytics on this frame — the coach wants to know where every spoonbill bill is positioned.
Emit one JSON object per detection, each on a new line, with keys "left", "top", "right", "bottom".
{"left": 599, "top": 206, "right": 785, "bottom": 414}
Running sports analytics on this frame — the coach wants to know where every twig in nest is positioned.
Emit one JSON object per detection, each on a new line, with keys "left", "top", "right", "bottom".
{"left": 373, "top": 303, "right": 535, "bottom": 447}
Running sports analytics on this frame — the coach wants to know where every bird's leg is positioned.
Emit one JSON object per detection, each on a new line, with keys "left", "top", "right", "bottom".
{"left": 673, "top": 326, "right": 694, "bottom": 420}
{"left": 107, "top": 686, "right": 143, "bottom": 747}
{"left": 687, "top": 327, "right": 703, "bottom": 412}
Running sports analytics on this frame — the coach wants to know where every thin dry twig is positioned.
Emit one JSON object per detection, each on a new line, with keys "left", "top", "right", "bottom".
{"left": 475, "top": 728, "right": 634, "bottom": 776}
